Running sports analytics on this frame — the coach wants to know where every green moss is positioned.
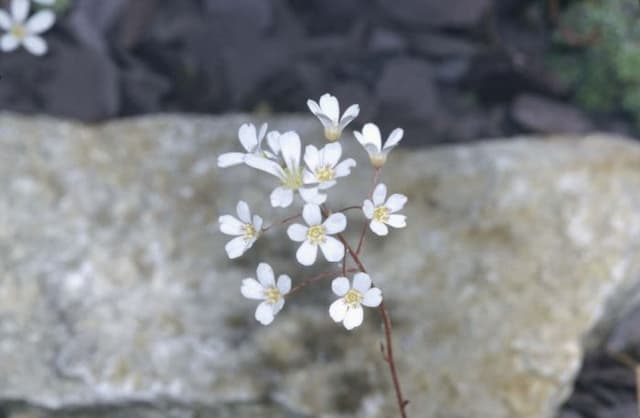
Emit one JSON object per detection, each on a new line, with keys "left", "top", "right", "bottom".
{"left": 551, "top": 0, "right": 640, "bottom": 124}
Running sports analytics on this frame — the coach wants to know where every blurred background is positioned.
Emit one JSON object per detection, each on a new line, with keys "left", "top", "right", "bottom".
{"left": 0, "top": 0, "right": 637, "bottom": 144}
{"left": 4, "top": 1, "right": 640, "bottom": 418}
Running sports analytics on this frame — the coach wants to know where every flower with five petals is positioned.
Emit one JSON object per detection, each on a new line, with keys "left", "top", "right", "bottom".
{"left": 363, "top": 183, "right": 407, "bottom": 236}
{"left": 329, "top": 273, "right": 382, "bottom": 330}
{"left": 241, "top": 263, "right": 291, "bottom": 325}
{"left": 307, "top": 93, "right": 360, "bottom": 142}
{"left": 303, "top": 142, "right": 356, "bottom": 190}
{"left": 219, "top": 201, "right": 263, "bottom": 259}
{"left": 353, "top": 123, "right": 403, "bottom": 168}
{"left": 287, "top": 204, "right": 346, "bottom": 266}
{"left": 0, "top": 0, "right": 55, "bottom": 56}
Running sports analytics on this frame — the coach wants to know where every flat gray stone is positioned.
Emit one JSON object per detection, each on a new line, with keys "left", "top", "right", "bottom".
{"left": 1, "top": 114, "right": 640, "bottom": 418}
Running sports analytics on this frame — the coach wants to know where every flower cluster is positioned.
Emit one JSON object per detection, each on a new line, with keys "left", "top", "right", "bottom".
{"left": 218, "top": 93, "right": 408, "bottom": 330}
{"left": 0, "top": 0, "right": 56, "bottom": 55}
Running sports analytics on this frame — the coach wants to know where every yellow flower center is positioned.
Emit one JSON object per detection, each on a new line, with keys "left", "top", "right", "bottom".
{"left": 306, "top": 224, "right": 326, "bottom": 244}
{"left": 281, "top": 167, "right": 304, "bottom": 189}
{"left": 10, "top": 24, "right": 26, "bottom": 40}
{"left": 315, "top": 165, "right": 335, "bottom": 182}
{"left": 369, "top": 153, "right": 387, "bottom": 168}
{"left": 242, "top": 223, "right": 257, "bottom": 240}
{"left": 373, "top": 206, "right": 389, "bottom": 223}
{"left": 344, "top": 289, "right": 363, "bottom": 307}
{"left": 324, "top": 125, "right": 341, "bottom": 142}
{"left": 264, "top": 287, "right": 281, "bottom": 304}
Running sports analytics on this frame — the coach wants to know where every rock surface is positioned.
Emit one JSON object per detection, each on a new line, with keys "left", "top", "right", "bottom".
{"left": 1, "top": 114, "right": 640, "bottom": 418}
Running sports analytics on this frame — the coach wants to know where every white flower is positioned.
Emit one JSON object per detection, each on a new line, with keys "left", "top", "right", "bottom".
{"left": 241, "top": 263, "right": 291, "bottom": 325}
{"left": 353, "top": 123, "right": 403, "bottom": 168}
{"left": 219, "top": 201, "right": 263, "bottom": 259}
{"left": 0, "top": 0, "right": 55, "bottom": 56}
{"left": 303, "top": 142, "right": 356, "bottom": 190}
{"left": 287, "top": 204, "right": 346, "bottom": 266}
{"left": 217, "top": 123, "right": 269, "bottom": 168}
{"left": 363, "top": 183, "right": 407, "bottom": 236}
{"left": 329, "top": 273, "right": 382, "bottom": 330}
{"left": 246, "top": 131, "right": 327, "bottom": 208}
{"left": 307, "top": 93, "right": 360, "bottom": 142}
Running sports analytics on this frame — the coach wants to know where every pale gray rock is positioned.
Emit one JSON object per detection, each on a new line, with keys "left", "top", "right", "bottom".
{"left": 1, "top": 114, "right": 640, "bottom": 418}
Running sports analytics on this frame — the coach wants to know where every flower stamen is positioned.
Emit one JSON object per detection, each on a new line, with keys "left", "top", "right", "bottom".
{"left": 10, "top": 25, "right": 26, "bottom": 40}
{"left": 281, "top": 167, "right": 304, "bottom": 189}
{"left": 263, "top": 287, "right": 282, "bottom": 304}
{"left": 373, "top": 206, "right": 390, "bottom": 223}
{"left": 307, "top": 224, "right": 326, "bottom": 244}
{"left": 242, "top": 223, "right": 258, "bottom": 240}
{"left": 316, "top": 166, "right": 335, "bottom": 182}
{"left": 344, "top": 289, "right": 363, "bottom": 307}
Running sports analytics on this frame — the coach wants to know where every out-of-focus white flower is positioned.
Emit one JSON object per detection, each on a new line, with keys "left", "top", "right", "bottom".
{"left": 287, "top": 204, "right": 346, "bottom": 266}
{"left": 329, "top": 273, "right": 382, "bottom": 330}
{"left": 307, "top": 93, "right": 360, "bottom": 142}
{"left": 353, "top": 123, "right": 403, "bottom": 168}
{"left": 219, "top": 201, "right": 263, "bottom": 259}
{"left": 303, "top": 142, "right": 356, "bottom": 190}
{"left": 0, "top": 0, "right": 55, "bottom": 56}
{"left": 246, "top": 131, "right": 326, "bottom": 208}
{"left": 363, "top": 183, "right": 407, "bottom": 236}
{"left": 241, "top": 263, "right": 291, "bottom": 325}
{"left": 217, "top": 123, "right": 269, "bottom": 168}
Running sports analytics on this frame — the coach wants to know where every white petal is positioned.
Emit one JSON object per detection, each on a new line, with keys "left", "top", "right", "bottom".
{"left": 257, "top": 123, "right": 268, "bottom": 143}
{"left": 296, "top": 241, "right": 318, "bottom": 266}
{"left": 386, "top": 194, "right": 407, "bottom": 212}
{"left": 319, "top": 93, "right": 340, "bottom": 123}
{"left": 362, "top": 200, "right": 374, "bottom": 219}
{"left": 318, "top": 180, "right": 336, "bottom": 190}
{"left": 0, "top": 34, "right": 19, "bottom": 52}
{"left": 307, "top": 99, "right": 321, "bottom": 115}
{"left": 272, "top": 298, "right": 285, "bottom": 315}
{"left": 334, "top": 159, "right": 356, "bottom": 178}
{"left": 219, "top": 215, "right": 244, "bottom": 235}
{"left": 322, "top": 142, "right": 342, "bottom": 167}
{"left": 303, "top": 169, "right": 318, "bottom": 185}
{"left": 253, "top": 215, "right": 263, "bottom": 230}
{"left": 279, "top": 131, "right": 301, "bottom": 169}
{"left": 245, "top": 155, "right": 281, "bottom": 177}
{"left": 298, "top": 187, "right": 326, "bottom": 205}
{"left": 266, "top": 131, "right": 281, "bottom": 156}
{"left": 319, "top": 236, "right": 344, "bottom": 262}
{"left": 370, "top": 220, "right": 389, "bottom": 236}
{"left": 23, "top": 36, "right": 47, "bottom": 57}
{"left": 241, "top": 278, "right": 264, "bottom": 300}
{"left": 238, "top": 123, "right": 258, "bottom": 152}
{"left": 271, "top": 186, "right": 294, "bottom": 208}
{"left": 277, "top": 275, "right": 292, "bottom": 295}
{"left": 304, "top": 145, "right": 320, "bottom": 171}
{"left": 217, "top": 152, "right": 246, "bottom": 167}
{"left": 383, "top": 128, "right": 404, "bottom": 150}
{"left": 12, "top": 0, "right": 29, "bottom": 23}
{"left": 0, "top": 10, "right": 11, "bottom": 30}
{"left": 343, "top": 306, "right": 364, "bottom": 330}
{"left": 236, "top": 200, "right": 251, "bottom": 223}
{"left": 225, "top": 236, "right": 248, "bottom": 259}
{"left": 287, "top": 223, "right": 308, "bottom": 242}
{"left": 255, "top": 301, "right": 275, "bottom": 325}
{"left": 339, "top": 104, "right": 360, "bottom": 129}
{"left": 353, "top": 273, "right": 372, "bottom": 293}
{"left": 362, "top": 287, "right": 383, "bottom": 307}
{"left": 302, "top": 203, "right": 322, "bottom": 226}
{"left": 386, "top": 214, "right": 407, "bottom": 228}
{"left": 323, "top": 213, "right": 346, "bottom": 234}
{"left": 372, "top": 183, "right": 387, "bottom": 206}
{"left": 361, "top": 123, "right": 383, "bottom": 151}
{"left": 26, "top": 10, "right": 55, "bottom": 34}
{"left": 329, "top": 298, "right": 348, "bottom": 323}
{"left": 331, "top": 276, "right": 350, "bottom": 297}
{"left": 256, "top": 263, "right": 275, "bottom": 287}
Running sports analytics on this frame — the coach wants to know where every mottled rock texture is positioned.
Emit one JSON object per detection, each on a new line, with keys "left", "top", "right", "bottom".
{"left": 1, "top": 114, "right": 640, "bottom": 418}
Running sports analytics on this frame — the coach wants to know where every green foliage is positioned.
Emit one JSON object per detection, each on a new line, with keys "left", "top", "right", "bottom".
{"left": 551, "top": 0, "right": 640, "bottom": 123}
